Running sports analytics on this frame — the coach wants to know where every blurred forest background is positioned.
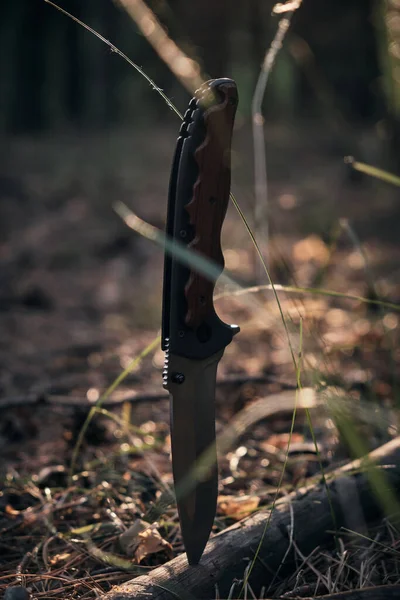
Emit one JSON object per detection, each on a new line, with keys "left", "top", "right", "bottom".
{"left": 0, "top": 0, "right": 399, "bottom": 142}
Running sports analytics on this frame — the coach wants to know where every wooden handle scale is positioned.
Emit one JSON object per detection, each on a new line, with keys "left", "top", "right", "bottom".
{"left": 184, "top": 80, "right": 238, "bottom": 329}
{"left": 162, "top": 78, "right": 239, "bottom": 360}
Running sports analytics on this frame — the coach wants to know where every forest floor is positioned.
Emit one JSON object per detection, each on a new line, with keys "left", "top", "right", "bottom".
{"left": 1, "top": 120, "right": 400, "bottom": 599}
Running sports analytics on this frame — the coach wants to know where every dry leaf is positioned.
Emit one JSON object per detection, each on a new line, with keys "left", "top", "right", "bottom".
{"left": 5, "top": 505, "right": 21, "bottom": 517}
{"left": 264, "top": 432, "right": 304, "bottom": 450}
{"left": 49, "top": 552, "right": 71, "bottom": 566}
{"left": 217, "top": 495, "right": 260, "bottom": 520}
{"left": 119, "top": 519, "right": 172, "bottom": 564}
{"left": 134, "top": 525, "right": 172, "bottom": 563}
{"left": 119, "top": 520, "right": 146, "bottom": 553}
{"left": 292, "top": 235, "right": 329, "bottom": 264}
{"left": 6, "top": 505, "right": 42, "bottom": 526}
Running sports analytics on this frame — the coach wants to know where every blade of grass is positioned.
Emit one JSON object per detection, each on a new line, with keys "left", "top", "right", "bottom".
{"left": 82, "top": 539, "right": 152, "bottom": 573}
{"left": 325, "top": 388, "right": 400, "bottom": 518}
{"left": 245, "top": 315, "right": 341, "bottom": 596}
{"left": 340, "top": 527, "right": 400, "bottom": 556}
{"left": 68, "top": 335, "right": 160, "bottom": 483}
{"left": 215, "top": 282, "right": 400, "bottom": 312}
{"left": 252, "top": 2, "right": 302, "bottom": 277}
{"left": 230, "top": 194, "right": 298, "bottom": 370}
{"left": 340, "top": 218, "right": 399, "bottom": 403}
{"left": 345, "top": 156, "right": 400, "bottom": 187}
{"left": 241, "top": 318, "right": 304, "bottom": 596}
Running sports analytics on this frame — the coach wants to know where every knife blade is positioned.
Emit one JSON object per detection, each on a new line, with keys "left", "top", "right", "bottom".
{"left": 162, "top": 78, "right": 240, "bottom": 565}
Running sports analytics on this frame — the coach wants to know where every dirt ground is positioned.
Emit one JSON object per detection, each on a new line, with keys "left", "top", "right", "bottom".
{"left": 1, "top": 119, "right": 399, "bottom": 597}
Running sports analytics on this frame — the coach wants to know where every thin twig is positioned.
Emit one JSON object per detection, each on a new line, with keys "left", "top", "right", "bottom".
{"left": 0, "top": 374, "right": 296, "bottom": 410}
{"left": 252, "top": 2, "right": 302, "bottom": 278}
{"left": 43, "top": 0, "right": 182, "bottom": 118}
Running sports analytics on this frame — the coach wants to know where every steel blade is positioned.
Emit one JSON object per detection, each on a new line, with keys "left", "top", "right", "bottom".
{"left": 165, "top": 349, "right": 223, "bottom": 565}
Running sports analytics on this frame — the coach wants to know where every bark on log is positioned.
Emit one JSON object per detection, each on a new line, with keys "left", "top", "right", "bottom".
{"left": 101, "top": 437, "right": 400, "bottom": 600}
{"left": 303, "top": 585, "right": 400, "bottom": 599}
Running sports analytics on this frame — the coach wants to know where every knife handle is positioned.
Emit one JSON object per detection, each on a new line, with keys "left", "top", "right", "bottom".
{"left": 184, "top": 80, "right": 238, "bottom": 330}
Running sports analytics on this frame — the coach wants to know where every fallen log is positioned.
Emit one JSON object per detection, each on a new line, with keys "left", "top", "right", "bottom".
{"left": 102, "top": 437, "right": 400, "bottom": 600}
{"left": 301, "top": 585, "right": 400, "bottom": 599}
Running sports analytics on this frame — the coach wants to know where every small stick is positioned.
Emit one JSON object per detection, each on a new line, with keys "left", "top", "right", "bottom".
{"left": 0, "top": 374, "right": 296, "bottom": 409}
{"left": 252, "top": 3, "right": 302, "bottom": 280}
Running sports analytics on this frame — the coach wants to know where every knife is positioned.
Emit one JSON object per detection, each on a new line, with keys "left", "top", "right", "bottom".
{"left": 162, "top": 78, "right": 240, "bottom": 565}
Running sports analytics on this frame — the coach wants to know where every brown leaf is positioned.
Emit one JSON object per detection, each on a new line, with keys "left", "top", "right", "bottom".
{"left": 292, "top": 235, "right": 329, "bottom": 264}
{"left": 264, "top": 432, "right": 304, "bottom": 450}
{"left": 49, "top": 552, "right": 71, "bottom": 566}
{"left": 5, "top": 505, "right": 20, "bottom": 517}
{"left": 217, "top": 494, "right": 260, "bottom": 520}
{"left": 119, "top": 519, "right": 172, "bottom": 564}
{"left": 134, "top": 525, "right": 172, "bottom": 564}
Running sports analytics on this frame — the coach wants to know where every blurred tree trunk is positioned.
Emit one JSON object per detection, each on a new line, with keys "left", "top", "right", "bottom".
{"left": 176, "top": 0, "right": 230, "bottom": 78}
{"left": 0, "top": 2, "right": 24, "bottom": 131}
{"left": 64, "top": 0, "right": 84, "bottom": 127}
{"left": 292, "top": 0, "right": 383, "bottom": 121}
{"left": 376, "top": 0, "right": 400, "bottom": 166}
{"left": 43, "top": 8, "right": 70, "bottom": 129}
{"left": 9, "top": 0, "right": 49, "bottom": 131}
{"left": 80, "top": 0, "right": 112, "bottom": 128}
{"left": 248, "top": 0, "right": 265, "bottom": 78}
{"left": 0, "top": 0, "right": 394, "bottom": 134}
{"left": 104, "top": 1, "right": 120, "bottom": 125}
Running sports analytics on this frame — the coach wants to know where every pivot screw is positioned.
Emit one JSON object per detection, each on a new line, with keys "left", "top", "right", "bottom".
{"left": 171, "top": 372, "right": 185, "bottom": 384}
{"left": 180, "top": 229, "right": 187, "bottom": 238}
